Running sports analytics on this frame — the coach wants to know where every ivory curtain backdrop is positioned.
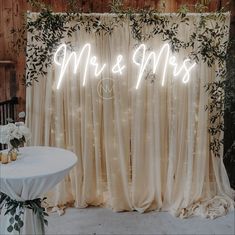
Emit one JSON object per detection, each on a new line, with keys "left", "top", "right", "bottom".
{"left": 26, "top": 13, "right": 234, "bottom": 218}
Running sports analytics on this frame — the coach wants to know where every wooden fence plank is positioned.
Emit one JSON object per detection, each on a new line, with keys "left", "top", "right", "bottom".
{"left": 0, "top": 66, "right": 6, "bottom": 101}
{"left": 0, "top": 0, "right": 5, "bottom": 59}
{"left": 2, "top": 0, "right": 13, "bottom": 59}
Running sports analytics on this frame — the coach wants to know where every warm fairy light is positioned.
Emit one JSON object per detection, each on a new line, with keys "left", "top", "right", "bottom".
{"left": 54, "top": 43, "right": 196, "bottom": 90}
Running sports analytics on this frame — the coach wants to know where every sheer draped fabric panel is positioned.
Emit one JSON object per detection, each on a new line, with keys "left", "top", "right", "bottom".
{"left": 26, "top": 13, "right": 234, "bottom": 218}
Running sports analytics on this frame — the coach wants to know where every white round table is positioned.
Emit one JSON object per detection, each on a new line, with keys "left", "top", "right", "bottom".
{"left": 0, "top": 146, "right": 77, "bottom": 235}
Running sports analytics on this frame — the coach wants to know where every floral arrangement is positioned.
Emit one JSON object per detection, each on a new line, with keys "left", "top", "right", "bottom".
{"left": 0, "top": 112, "right": 30, "bottom": 153}
{"left": 0, "top": 122, "right": 30, "bottom": 153}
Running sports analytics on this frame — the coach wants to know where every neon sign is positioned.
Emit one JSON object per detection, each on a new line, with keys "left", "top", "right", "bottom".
{"left": 54, "top": 43, "right": 196, "bottom": 90}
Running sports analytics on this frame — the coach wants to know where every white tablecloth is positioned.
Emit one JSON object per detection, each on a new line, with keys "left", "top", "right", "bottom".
{"left": 0, "top": 146, "right": 77, "bottom": 235}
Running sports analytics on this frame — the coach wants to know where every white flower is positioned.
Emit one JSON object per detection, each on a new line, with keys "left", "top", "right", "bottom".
{"left": 0, "top": 124, "right": 16, "bottom": 143}
{"left": 12, "top": 128, "right": 23, "bottom": 139}
{"left": 18, "top": 111, "right": 26, "bottom": 118}
{"left": 0, "top": 123, "right": 30, "bottom": 144}
{"left": 6, "top": 123, "right": 17, "bottom": 133}
{"left": 19, "top": 125, "right": 30, "bottom": 140}
{"left": 0, "top": 126, "right": 8, "bottom": 143}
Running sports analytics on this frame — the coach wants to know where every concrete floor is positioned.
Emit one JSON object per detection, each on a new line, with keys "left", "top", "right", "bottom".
{"left": 46, "top": 207, "right": 235, "bottom": 235}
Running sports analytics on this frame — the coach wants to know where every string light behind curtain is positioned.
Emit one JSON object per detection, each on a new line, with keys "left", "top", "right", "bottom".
{"left": 26, "top": 13, "right": 234, "bottom": 218}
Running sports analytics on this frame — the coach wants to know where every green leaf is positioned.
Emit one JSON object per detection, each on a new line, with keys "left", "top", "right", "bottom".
{"left": 14, "top": 223, "right": 20, "bottom": 232}
{"left": 9, "top": 217, "right": 14, "bottom": 224}
{"left": 18, "top": 220, "right": 24, "bottom": 228}
{"left": 10, "top": 208, "right": 16, "bottom": 216}
{"left": 15, "top": 215, "right": 20, "bottom": 221}
{"left": 44, "top": 219, "right": 48, "bottom": 226}
{"left": 7, "top": 225, "right": 13, "bottom": 233}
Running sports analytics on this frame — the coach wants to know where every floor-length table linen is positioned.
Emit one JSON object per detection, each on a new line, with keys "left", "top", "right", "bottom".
{"left": 0, "top": 146, "right": 77, "bottom": 235}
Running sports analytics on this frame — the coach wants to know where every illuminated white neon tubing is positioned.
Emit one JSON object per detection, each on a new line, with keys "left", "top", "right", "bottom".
{"left": 90, "top": 56, "right": 106, "bottom": 77}
{"left": 54, "top": 43, "right": 196, "bottom": 90}
{"left": 54, "top": 43, "right": 94, "bottom": 89}
{"left": 133, "top": 44, "right": 170, "bottom": 89}
{"left": 181, "top": 59, "right": 196, "bottom": 83}
{"left": 169, "top": 56, "right": 196, "bottom": 83}
{"left": 112, "top": 55, "right": 125, "bottom": 75}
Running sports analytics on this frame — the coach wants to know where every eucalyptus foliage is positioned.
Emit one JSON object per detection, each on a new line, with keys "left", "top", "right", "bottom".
{"left": 0, "top": 193, "right": 48, "bottom": 234}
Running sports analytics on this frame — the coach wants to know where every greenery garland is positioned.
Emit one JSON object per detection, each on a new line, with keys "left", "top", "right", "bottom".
{"left": 0, "top": 192, "right": 48, "bottom": 234}
{"left": 11, "top": 0, "right": 234, "bottom": 162}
